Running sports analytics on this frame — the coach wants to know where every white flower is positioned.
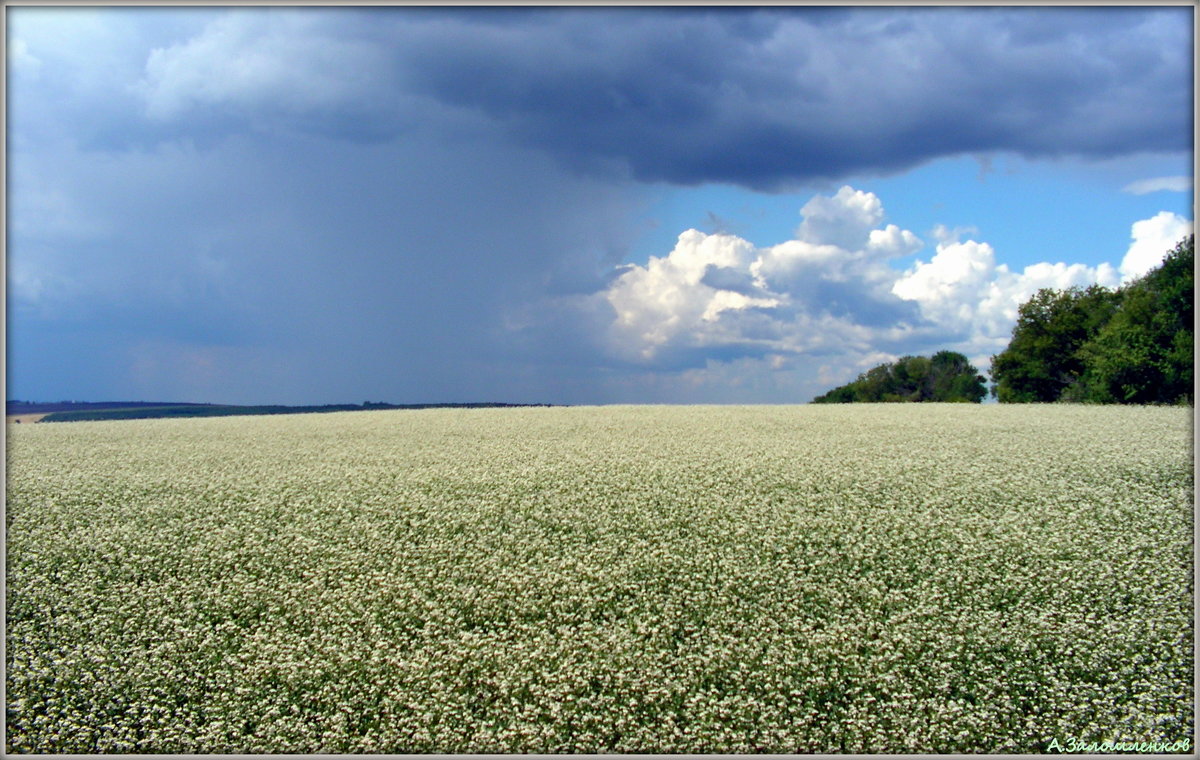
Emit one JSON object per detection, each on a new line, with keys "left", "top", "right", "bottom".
{"left": 4, "top": 405, "right": 1192, "bottom": 753}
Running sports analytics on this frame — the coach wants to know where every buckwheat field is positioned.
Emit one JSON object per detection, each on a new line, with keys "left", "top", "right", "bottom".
{"left": 4, "top": 404, "right": 1194, "bottom": 753}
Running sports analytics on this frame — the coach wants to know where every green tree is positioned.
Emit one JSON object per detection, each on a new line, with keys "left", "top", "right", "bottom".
{"left": 812, "top": 351, "right": 986, "bottom": 403}
{"left": 1076, "top": 236, "right": 1193, "bottom": 404}
{"left": 989, "top": 284, "right": 1121, "bottom": 402}
{"left": 931, "top": 350, "right": 988, "bottom": 402}
{"left": 893, "top": 355, "right": 933, "bottom": 400}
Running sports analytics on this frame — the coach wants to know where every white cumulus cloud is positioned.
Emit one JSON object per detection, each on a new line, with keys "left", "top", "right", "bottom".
{"left": 891, "top": 240, "right": 1001, "bottom": 325}
{"left": 604, "top": 230, "right": 780, "bottom": 361}
{"left": 601, "top": 187, "right": 928, "bottom": 367}
{"left": 795, "top": 185, "right": 885, "bottom": 250}
{"left": 1119, "top": 211, "right": 1193, "bottom": 283}
{"left": 891, "top": 242, "right": 1120, "bottom": 345}
{"left": 591, "top": 186, "right": 1181, "bottom": 391}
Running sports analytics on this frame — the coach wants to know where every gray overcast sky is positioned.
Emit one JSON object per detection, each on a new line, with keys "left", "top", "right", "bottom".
{"left": 6, "top": 5, "right": 1193, "bottom": 404}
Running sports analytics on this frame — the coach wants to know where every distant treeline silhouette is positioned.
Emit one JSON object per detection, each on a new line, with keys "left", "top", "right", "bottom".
{"left": 8, "top": 401, "right": 556, "bottom": 423}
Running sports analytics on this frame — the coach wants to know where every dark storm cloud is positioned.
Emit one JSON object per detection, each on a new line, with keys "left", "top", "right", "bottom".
{"left": 383, "top": 6, "right": 1192, "bottom": 188}
{"left": 83, "top": 158, "right": 637, "bottom": 401}
{"left": 127, "top": 6, "right": 1192, "bottom": 189}
{"left": 8, "top": 69, "right": 645, "bottom": 403}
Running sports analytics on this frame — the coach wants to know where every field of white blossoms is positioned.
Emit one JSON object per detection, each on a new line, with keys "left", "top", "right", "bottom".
{"left": 5, "top": 404, "right": 1194, "bottom": 753}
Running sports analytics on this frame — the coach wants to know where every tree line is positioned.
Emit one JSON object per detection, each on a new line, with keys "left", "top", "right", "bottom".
{"left": 989, "top": 235, "right": 1192, "bottom": 404}
{"left": 811, "top": 235, "right": 1192, "bottom": 405}
{"left": 812, "top": 351, "right": 988, "bottom": 403}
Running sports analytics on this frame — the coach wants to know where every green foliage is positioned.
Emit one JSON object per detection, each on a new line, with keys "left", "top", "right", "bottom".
{"left": 991, "top": 236, "right": 1193, "bottom": 405}
{"left": 812, "top": 350, "right": 987, "bottom": 403}
{"left": 1075, "top": 236, "right": 1194, "bottom": 404}
{"left": 989, "top": 285, "right": 1121, "bottom": 403}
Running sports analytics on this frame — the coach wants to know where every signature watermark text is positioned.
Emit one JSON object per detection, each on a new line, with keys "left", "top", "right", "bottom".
{"left": 1047, "top": 737, "right": 1190, "bottom": 753}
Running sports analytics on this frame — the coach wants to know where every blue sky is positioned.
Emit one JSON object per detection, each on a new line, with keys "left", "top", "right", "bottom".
{"left": 5, "top": 5, "right": 1194, "bottom": 405}
{"left": 634, "top": 152, "right": 1194, "bottom": 272}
